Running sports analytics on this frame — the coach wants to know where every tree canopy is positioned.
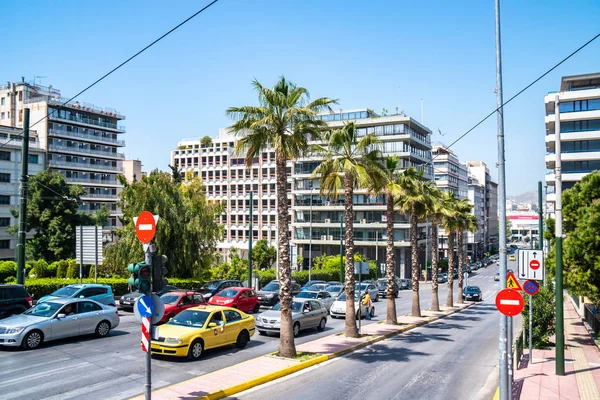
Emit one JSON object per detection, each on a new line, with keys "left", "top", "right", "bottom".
{"left": 252, "top": 239, "right": 277, "bottom": 270}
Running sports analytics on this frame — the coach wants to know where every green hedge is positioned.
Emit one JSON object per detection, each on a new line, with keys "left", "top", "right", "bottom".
{"left": 15, "top": 277, "right": 206, "bottom": 299}
{"left": 247, "top": 265, "right": 378, "bottom": 289}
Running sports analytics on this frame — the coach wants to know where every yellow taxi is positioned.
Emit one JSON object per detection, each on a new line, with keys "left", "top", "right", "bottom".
{"left": 151, "top": 305, "right": 255, "bottom": 360}
{"left": 509, "top": 255, "right": 516, "bottom": 261}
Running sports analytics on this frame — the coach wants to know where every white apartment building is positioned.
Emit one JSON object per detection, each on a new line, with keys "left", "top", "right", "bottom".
{"left": 466, "top": 174, "right": 486, "bottom": 260}
{"left": 0, "top": 79, "right": 126, "bottom": 238}
{"left": 0, "top": 125, "right": 46, "bottom": 260}
{"left": 507, "top": 212, "right": 539, "bottom": 243}
{"left": 464, "top": 160, "right": 499, "bottom": 254}
{"left": 545, "top": 72, "right": 600, "bottom": 204}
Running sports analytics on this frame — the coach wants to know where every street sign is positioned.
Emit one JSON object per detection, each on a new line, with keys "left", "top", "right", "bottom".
{"left": 75, "top": 225, "right": 103, "bottom": 265}
{"left": 134, "top": 294, "right": 165, "bottom": 325}
{"left": 354, "top": 262, "right": 369, "bottom": 275}
{"left": 495, "top": 289, "right": 525, "bottom": 316}
{"left": 134, "top": 211, "right": 158, "bottom": 244}
{"left": 523, "top": 280, "right": 540, "bottom": 296}
{"left": 518, "top": 249, "right": 545, "bottom": 281}
{"left": 506, "top": 271, "right": 522, "bottom": 291}
{"left": 137, "top": 295, "right": 154, "bottom": 318}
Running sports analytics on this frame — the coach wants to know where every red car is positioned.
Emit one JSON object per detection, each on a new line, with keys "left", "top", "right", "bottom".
{"left": 208, "top": 287, "right": 260, "bottom": 313}
{"left": 158, "top": 291, "right": 206, "bottom": 324}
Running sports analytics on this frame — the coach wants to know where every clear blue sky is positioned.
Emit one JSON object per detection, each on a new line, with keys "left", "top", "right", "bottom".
{"left": 4, "top": 0, "right": 600, "bottom": 195}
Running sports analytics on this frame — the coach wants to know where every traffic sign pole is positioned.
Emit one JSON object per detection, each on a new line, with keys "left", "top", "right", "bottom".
{"left": 144, "top": 242, "right": 154, "bottom": 400}
{"left": 529, "top": 294, "right": 533, "bottom": 364}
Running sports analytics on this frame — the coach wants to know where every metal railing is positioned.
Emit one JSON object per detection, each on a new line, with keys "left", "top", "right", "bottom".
{"left": 81, "top": 192, "right": 118, "bottom": 199}
{"left": 64, "top": 176, "right": 119, "bottom": 185}
{"left": 50, "top": 113, "right": 125, "bottom": 131}
{"left": 49, "top": 159, "right": 122, "bottom": 172}
{"left": 49, "top": 128, "right": 125, "bottom": 145}
{"left": 49, "top": 143, "right": 125, "bottom": 159}
{"left": 584, "top": 304, "right": 600, "bottom": 335}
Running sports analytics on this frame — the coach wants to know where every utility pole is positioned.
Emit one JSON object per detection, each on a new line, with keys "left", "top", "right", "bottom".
{"left": 248, "top": 191, "right": 253, "bottom": 289}
{"left": 339, "top": 214, "right": 344, "bottom": 283}
{"left": 144, "top": 243, "right": 154, "bottom": 400}
{"left": 494, "top": 1, "right": 509, "bottom": 398}
{"left": 538, "top": 181, "right": 543, "bottom": 251}
{"left": 16, "top": 108, "right": 30, "bottom": 285}
{"left": 554, "top": 94, "right": 565, "bottom": 375}
{"left": 309, "top": 189, "right": 313, "bottom": 282}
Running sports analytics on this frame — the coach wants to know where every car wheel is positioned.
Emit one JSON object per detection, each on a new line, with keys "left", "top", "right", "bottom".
{"left": 187, "top": 339, "right": 204, "bottom": 360}
{"left": 317, "top": 318, "right": 326, "bottom": 332}
{"left": 253, "top": 304, "right": 260, "bottom": 314}
{"left": 22, "top": 330, "right": 43, "bottom": 350}
{"left": 95, "top": 321, "right": 111, "bottom": 337}
{"left": 236, "top": 330, "right": 250, "bottom": 349}
{"left": 293, "top": 322, "right": 300, "bottom": 338}
{"left": 258, "top": 330, "right": 266, "bottom": 336}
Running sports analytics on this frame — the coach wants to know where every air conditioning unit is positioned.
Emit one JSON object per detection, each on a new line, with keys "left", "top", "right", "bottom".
{"left": 321, "top": 235, "right": 327, "bottom": 240}
{"left": 360, "top": 219, "right": 367, "bottom": 224}
{"left": 324, "top": 219, "right": 331, "bottom": 223}
{"left": 327, "top": 235, "right": 334, "bottom": 240}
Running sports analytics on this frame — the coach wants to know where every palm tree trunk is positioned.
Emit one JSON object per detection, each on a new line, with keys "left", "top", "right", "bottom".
{"left": 445, "top": 231, "right": 455, "bottom": 307}
{"left": 386, "top": 193, "right": 397, "bottom": 324}
{"left": 411, "top": 204, "right": 421, "bottom": 317}
{"left": 275, "top": 155, "right": 296, "bottom": 357}
{"left": 430, "top": 222, "right": 440, "bottom": 312}
{"left": 344, "top": 175, "right": 359, "bottom": 338}
{"left": 457, "top": 230, "right": 465, "bottom": 304}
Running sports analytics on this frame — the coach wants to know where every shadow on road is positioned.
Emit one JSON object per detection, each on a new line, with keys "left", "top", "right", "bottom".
{"left": 342, "top": 339, "right": 430, "bottom": 364}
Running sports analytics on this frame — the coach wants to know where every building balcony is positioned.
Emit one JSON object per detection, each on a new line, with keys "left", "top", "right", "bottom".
{"left": 81, "top": 192, "right": 118, "bottom": 200}
{"left": 545, "top": 171, "right": 589, "bottom": 185}
{"left": 49, "top": 159, "right": 122, "bottom": 173}
{"left": 49, "top": 128, "right": 125, "bottom": 146}
{"left": 49, "top": 143, "right": 125, "bottom": 160}
{"left": 64, "top": 176, "right": 120, "bottom": 186}
{"left": 544, "top": 109, "right": 600, "bottom": 125}
{"left": 49, "top": 113, "right": 125, "bottom": 132}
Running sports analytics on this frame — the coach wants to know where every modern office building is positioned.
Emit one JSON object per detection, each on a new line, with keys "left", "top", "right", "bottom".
{"left": 293, "top": 109, "right": 433, "bottom": 279}
{"left": 464, "top": 160, "right": 499, "bottom": 254}
{"left": 0, "top": 79, "right": 126, "bottom": 238}
{"left": 545, "top": 72, "right": 600, "bottom": 205}
{"left": 507, "top": 212, "right": 539, "bottom": 243}
{"left": 0, "top": 125, "right": 46, "bottom": 260}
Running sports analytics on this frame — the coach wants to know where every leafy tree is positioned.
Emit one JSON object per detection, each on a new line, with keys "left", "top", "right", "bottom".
{"left": 8, "top": 170, "right": 106, "bottom": 262}
{"left": 212, "top": 253, "right": 247, "bottom": 281}
{"left": 167, "top": 164, "right": 182, "bottom": 184}
{"left": 252, "top": 239, "right": 277, "bottom": 270}
{"left": 103, "top": 171, "right": 223, "bottom": 279}
{"left": 227, "top": 76, "right": 336, "bottom": 357}
{"left": 314, "top": 122, "right": 384, "bottom": 336}
{"left": 200, "top": 136, "right": 213, "bottom": 148}
{"left": 456, "top": 202, "right": 476, "bottom": 302}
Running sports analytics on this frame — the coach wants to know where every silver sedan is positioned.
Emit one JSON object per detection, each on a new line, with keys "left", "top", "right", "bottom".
{"left": 0, "top": 298, "right": 119, "bottom": 350}
{"left": 294, "top": 291, "right": 335, "bottom": 312}
{"left": 255, "top": 299, "right": 328, "bottom": 338}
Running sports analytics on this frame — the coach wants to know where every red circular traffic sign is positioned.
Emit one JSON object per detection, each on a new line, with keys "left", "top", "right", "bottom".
{"left": 135, "top": 211, "right": 156, "bottom": 243}
{"left": 523, "top": 280, "right": 540, "bottom": 296}
{"left": 530, "top": 260, "right": 540, "bottom": 270}
{"left": 495, "top": 289, "right": 524, "bottom": 316}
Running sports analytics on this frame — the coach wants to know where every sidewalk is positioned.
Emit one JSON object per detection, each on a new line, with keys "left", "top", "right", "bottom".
{"left": 514, "top": 297, "right": 600, "bottom": 400}
{"left": 136, "top": 302, "right": 472, "bottom": 400}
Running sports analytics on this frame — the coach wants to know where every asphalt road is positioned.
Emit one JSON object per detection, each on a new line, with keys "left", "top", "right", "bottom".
{"left": 235, "top": 261, "right": 520, "bottom": 400}
{"left": 0, "top": 263, "right": 505, "bottom": 400}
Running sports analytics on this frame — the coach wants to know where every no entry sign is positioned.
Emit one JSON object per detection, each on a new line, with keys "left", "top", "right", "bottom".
{"left": 495, "top": 289, "right": 524, "bottom": 316}
{"left": 135, "top": 211, "right": 157, "bottom": 243}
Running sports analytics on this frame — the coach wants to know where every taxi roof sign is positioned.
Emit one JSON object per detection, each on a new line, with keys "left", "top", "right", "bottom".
{"left": 506, "top": 271, "right": 522, "bottom": 291}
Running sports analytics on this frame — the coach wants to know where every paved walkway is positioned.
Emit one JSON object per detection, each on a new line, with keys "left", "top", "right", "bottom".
{"left": 135, "top": 303, "right": 471, "bottom": 400}
{"left": 515, "top": 297, "right": 600, "bottom": 400}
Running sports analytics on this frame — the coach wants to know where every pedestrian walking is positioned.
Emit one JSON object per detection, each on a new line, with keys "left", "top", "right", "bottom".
{"left": 362, "top": 290, "right": 372, "bottom": 320}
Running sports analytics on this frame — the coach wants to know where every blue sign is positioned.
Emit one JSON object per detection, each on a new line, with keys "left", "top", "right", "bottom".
{"left": 523, "top": 280, "right": 540, "bottom": 296}
{"left": 137, "top": 295, "right": 155, "bottom": 318}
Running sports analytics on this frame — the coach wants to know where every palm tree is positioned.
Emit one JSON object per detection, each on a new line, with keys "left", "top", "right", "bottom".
{"left": 423, "top": 184, "right": 447, "bottom": 312}
{"left": 313, "top": 122, "right": 383, "bottom": 337}
{"left": 456, "top": 205, "right": 477, "bottom": 302}
{"left": 227, "top": 76, "right": 336, "bottom": 357}
{"left": 396, "top": 167, "right": 428, "bottom": 317}
{"left": 441, "top": 192, "right": 460, "bottom": 308}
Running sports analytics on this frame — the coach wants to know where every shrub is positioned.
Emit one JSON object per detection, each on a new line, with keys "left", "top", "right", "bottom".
{"left": 56, "top": 260, "right": 68, "bottom": 278}
{"left": 47, "top": 261, "right": 59, "bottom": 278}
{"left": 523, "top": 281, "right": 555, "bottom": 348}
{"left": 66, "top": 259, "right": 77, "bottom": 279}
{"left": 0, "top": 261, "right": 17, "bottom": 282}
{"left": 34, "top": 259, "right": 49, "bottom": 278}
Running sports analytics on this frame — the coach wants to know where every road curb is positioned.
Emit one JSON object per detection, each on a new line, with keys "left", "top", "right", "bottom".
{"left": 195, "top": 301, "right": 476, "bottom": 400}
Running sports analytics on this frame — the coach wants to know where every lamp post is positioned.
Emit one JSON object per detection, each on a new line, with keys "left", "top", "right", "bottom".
{"left": 309, "top": 188, "right": 313, "bottom": 282}
{"left": 339, "top": 214, "right": 344, "bottom": 283}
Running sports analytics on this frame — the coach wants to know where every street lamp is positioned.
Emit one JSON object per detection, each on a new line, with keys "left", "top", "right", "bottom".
{"left": 308, "top": 188, "right": 313, "bottom": 282}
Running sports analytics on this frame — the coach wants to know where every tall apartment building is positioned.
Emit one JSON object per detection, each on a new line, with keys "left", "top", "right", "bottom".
{"left": 293, "top": 109, "right": 433, "bottom": 278}
{"left": 0, "top": 79, "right": 126, "bottom": 238}
{"left": 466, "top": 174, "right": 486, "bottom": 260}
{"left": 464, "top": 161, "right": 499, "bottom": 253}
{"left": 0, "top": 125, "right": 46, "bottom": 260}
{"left": 545, "top": 72, "right": 600, "bottom": 204}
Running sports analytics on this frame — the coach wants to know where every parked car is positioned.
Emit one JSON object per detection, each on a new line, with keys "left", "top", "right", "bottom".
{"left": 198, "top": 280, "right": 244, "bottom": 301}
{"left": 355, "top": 283, "right": 379, "bottom": 302}
{"left": 0, "top": 298, "right": 119, "bottom": 349}
{"left": 329, "top": 292, "right": 375, "bottom": 320}
{"left": 399, "top": 279, "right": 410, "bottom": 290}
{"left": 151, "top": 305, "right": 255, "bottom": 360}
{"left": 257, "top": 281, "right": 301, "bottom": 307}
{"left": 119, "top": 285, "right": 180, "bottom": 311}
{"left": 306, "top": 284, "right": 328, "bottom": 292}
{"left": 255, "top": 299, "right": 327, "bottom": 337}
{"left": 208, "top": 287, "right": 260, "bottom": 314}
{"left": 326, "top": 281, "right": 342, "bottom": 287}
{"left": 325, "top": 285, "right": 344, "bottom": 298}
{"left": 0, "top": 284, "right": 32, "bottom": 320}
{"left": 437, "top": 275, "right": 448, "bottom": 284}
{"left": 301, "top": 280, "right": 326, "bottom": 291}
{"left": 158, "top": 291, "right": 206, "bottom": 324}
{"left": 294, "top": 290, "right": 335, "bottom": 312}
{"left": 462, "top": 286, "right": 483, "bottom": 301}
{"left": 376, "top": 279, "right": 398, "bottom": 298}
{"left": 39, "top": 284, "right": 115, "bottom": 306}
{"left": 494, "top": 273, "right": 500, "bottom": 281}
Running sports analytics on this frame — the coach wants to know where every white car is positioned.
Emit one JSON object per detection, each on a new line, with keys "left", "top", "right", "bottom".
{"left": 329, "top": 292, "right": 375, "bottom": 320}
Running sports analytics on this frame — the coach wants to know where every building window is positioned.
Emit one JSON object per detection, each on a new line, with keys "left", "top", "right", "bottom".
{"left": 1, "top": 112, "right": 4, "bottom": 120}
{"left": 0, "top": 173, "right": 10, "bottom": 183}
{"left": 0, "top": 97, "right": 4, "bottom": 105}
{"left": 0, "top": 151, "right": 10, "bottom": 161}
{"left": 0, "top": 240, "right": 9, "bottom": 249}
{"left": 28, "top": 154, "right": 39, "bottom": 164}
{"left": 0, "top": 195, "right": 9, "bottom": 205}
{"left": 0, "top": 217, "right": 10, "bottom": 227}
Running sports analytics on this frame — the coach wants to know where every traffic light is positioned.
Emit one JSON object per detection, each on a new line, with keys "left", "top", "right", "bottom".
{"left": 152, "top": 254, "right": 169, "bottom": 292}
{"left": 127, "top": 262, "right": 152, "bottom": 295}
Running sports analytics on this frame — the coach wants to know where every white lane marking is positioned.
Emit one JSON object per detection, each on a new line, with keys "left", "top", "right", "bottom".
{"left": 499, "top": 299, "right": 520, "bottom": 306}
{"left": 138, "top": 223, "right": 153, "bottom": 230}
{"left": 42, "top": 375, "right": 134, "bottom": 400}
{"left": 0, "top": 362, "right": 88, "bottom": 387}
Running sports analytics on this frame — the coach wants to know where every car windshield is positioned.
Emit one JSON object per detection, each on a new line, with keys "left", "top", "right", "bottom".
{"left": 50, "top": 286, "right": 79, "bottom": 297}
{"left": 337, "top": 293, "right": 359, "bottom": 302}
{"left": 168, "top": 310, "right": 210, "bottom": 327}
{"left": 326, "top": 286, "right": 342, "bottom": 293}
{"left": 262, "top": 283, "right": 279, "bottom": 291}
{"left": 272, "top": 301, "right": 303, "bottom": 313}
{"left": 377, "top": 281, "right": 388, "bottom": 287}
{"left": 23, "top": 301, "right": 62, "bottom": 317}
{"left": 465, "top": 287, "right": 479, "bottom": 293}
{"left": 356, "top": 284, "right": 368, "bottom": 291}
{"left": 218, "top": 289, "right": 239, "bottom": 298}
{"left": 161, "top": 294, "right": 180, "bottom": 305}
{"left": 201, "top": 281, "right": 220, "bottom": 290}
{"left": 295, "top": 292, "right": 317, "bottom": 299}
